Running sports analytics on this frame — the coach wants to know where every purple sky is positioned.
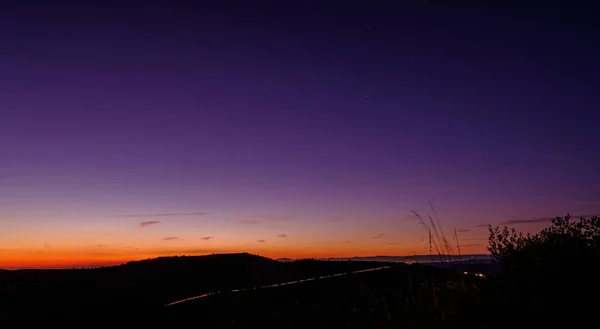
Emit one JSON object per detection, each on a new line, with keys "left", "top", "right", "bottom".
{"left": 1, "top": 1, "right": 599, "bottom": 265}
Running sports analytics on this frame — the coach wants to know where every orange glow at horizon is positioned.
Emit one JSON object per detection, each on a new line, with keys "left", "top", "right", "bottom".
{"left": 1, "top": 206, "right": 538, "bottom": 270}
{"left": 0, "top": 242, "right": 489, "bottom": 269}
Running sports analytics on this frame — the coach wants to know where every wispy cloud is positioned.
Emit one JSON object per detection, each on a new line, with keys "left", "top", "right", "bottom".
{"left": 140, "top": 220, "right": 160, "bottom": 228}
{"left": 498, "top": 213, "right": 599, "bottom": 225}
{"left": 257, "top": 240, "right": 266, "bottom": 243}
{"left": 456, "top": 229, "right": 471, "bottom": 232}
{"left": 198, "top": 236, "right": 213, "bottom": 240}
{"left": 372, "top": 233, "right": 384, "bottom": 239}
{"left": 474, "top": 213, "right": 599, "bottom": 228}
{"left": 276, "top": 234, "right": 288, "bottom": 238}
{"left": 162, "top": 236, "right": 181, "bottom": 241}
{"left": 463, "top": 238, "right": 488, "bottom": 241}
{"left": 345, "top": 240, "right": 352, "bottom": 244}
{"left": 572, "top": 201, "right": 600, "bottom": 205}
{"left": 498, "top": 217, "right": 555, "bottom": 225}
{"left": 122, "top": 212, "right": 209, "bottom": 218}
{"left": 97, "top": 244, "right": 108, "bottom": 247}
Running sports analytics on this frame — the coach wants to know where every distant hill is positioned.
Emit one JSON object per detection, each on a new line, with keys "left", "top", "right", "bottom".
{"left": 120, "top": 252, "right": 276, "bottom": 269}
{"left": 1, "top": 252, "right": 397, "bottom": 326}
{"left": 0, "top": 253, "right": 491, "bottom": 271}
{"left": 318, "top": 254, "right": 491, "bottom": 263}
{"left": 1, "top": 251, "right": 503, "bottom": 326}
{"left": 276, "top": 258, "right": 294, "bottom": 262}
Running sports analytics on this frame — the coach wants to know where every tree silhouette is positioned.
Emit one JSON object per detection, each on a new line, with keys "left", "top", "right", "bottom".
{"left": 487, "top": 214, "right": 600, "bottom": 326}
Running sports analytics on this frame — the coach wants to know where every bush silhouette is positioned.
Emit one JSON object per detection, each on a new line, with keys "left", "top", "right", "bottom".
{"left": 487, "top": 214, "right": 600, "bottom": 325}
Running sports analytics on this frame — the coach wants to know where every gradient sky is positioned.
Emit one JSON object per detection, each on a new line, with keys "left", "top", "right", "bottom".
{"left": 1, "top": 1, "right": 599, "bottom": 268}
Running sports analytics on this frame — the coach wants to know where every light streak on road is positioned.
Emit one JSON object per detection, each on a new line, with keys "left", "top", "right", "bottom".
{"left": 166, "top": 293, "right": 210, "bottom": 306}
{"left": 165, "top": 265, "right": 396, "bottom": 306}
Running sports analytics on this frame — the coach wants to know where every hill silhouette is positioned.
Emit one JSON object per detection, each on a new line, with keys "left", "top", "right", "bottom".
{"left": 0, "top": 248, "right": 532, "bottom": 328}
{"left": 0, "top": 252, "right": 402, "bottom": 325}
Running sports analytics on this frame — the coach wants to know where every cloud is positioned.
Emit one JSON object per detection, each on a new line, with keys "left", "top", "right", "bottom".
{"left": 345, "top": 240, "right": 351, "bottom": 244}
{"left": 198, "top": 236, "right": 213, "bottom": 240}
{"left": 372, "top": 233, "right": 384, "bottom": 239}
{"left": 474, "top": 224, "right": 489, "bottom": 228}
{"left": 161, "top": 236, "right": 181, "bottom": 241}
{"left": 276, "top": 234, "right": 288, "bottom": 238}
{"left": 122, "top": 212, "right": 209, "bottom": 218}
{"left": 463, "top": 238, "right": 488, "bottom": 241}
{"left": 498, "top": 213, "right": 599, "bottom": 226}
{"left": 475, "top": 214, "right": 600, "bottom": 228}
{"left": 497, "top": 217, "right": 555, "bottom": 225}
{"left": 456, "top": 229, "right": 471, "bottom": 232}
{"left": 97, "top": 244, "right": 108, "bottom": 247}
{"left": 256, "top": 240, "right": 266, "bottom": 243}
{"left": 140, "top": 220, "right": 160, "bottom": 228}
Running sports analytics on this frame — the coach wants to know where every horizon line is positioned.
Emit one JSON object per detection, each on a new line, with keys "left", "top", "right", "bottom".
{"left": 0, "top": 252, "right": 491, "bottom": 270}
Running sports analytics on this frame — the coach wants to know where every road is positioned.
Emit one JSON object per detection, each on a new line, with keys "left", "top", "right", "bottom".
{"left": 165, "top": 265, "right": 395, "bottom": 306}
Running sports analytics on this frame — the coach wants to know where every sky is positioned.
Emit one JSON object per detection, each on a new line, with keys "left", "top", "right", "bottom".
{"left": 1, "top": 1, "right": 599, "bottom": 269}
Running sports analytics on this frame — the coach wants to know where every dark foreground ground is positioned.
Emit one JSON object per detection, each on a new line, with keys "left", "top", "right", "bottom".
{"left": 0, "top": 253, "right": 496, "bottom": 327}
{"left": 166, "top": 264, "right": 494, "bottom": 329}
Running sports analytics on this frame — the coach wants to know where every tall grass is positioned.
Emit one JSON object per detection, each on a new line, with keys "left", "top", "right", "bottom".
{"left": 453, "top": 228, "right": 463, "bottom": 263}
{"left": 408, "top": 203, "right": 472, "bottom": 319}
{"left": 410, "top": 202, "right": 455, "bottom": 265}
